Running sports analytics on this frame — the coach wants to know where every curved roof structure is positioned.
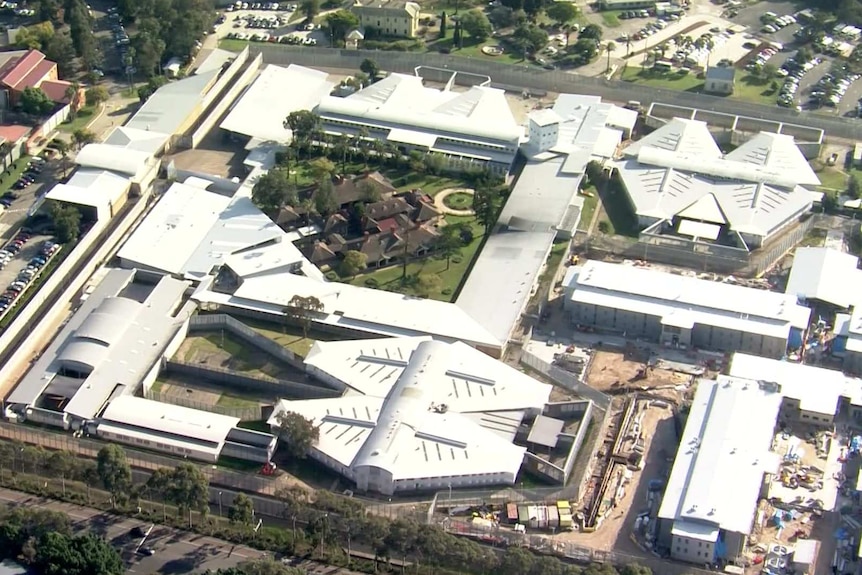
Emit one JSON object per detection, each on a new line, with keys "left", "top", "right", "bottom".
{"left": 75, "top": 144, "right": 151, "bottom": 178}
{"left": 57, "top": 338, "right": 109, "bottom": 372}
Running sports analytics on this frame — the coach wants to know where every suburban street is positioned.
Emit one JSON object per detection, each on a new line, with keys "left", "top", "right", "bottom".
{"left": 247, "top": 44, "right": 862, "bottom": 141}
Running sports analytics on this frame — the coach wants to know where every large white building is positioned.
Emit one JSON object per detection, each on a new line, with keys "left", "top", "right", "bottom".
{"left": 6, "top": 269, "right": 193, "bottom": 426}
{"left": 614, "top": 118, "right": 820, "bottom": 249}
{"left": 455, "top": 95, "right": 637, "bottom": 345}
{"left": 268, "top": 337, "right": 552, "bottom": 495}
{"left": 562, "top": 260, "right": 811, "bottom": 357}
{"left": 317, "top": 73, "right": 523, "bottom": 174}
{"left": 657, "top": 375, "right": 783, "bottom": 564}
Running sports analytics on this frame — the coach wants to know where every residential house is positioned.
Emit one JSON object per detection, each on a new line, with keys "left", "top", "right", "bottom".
{"left": 0, "top": 49, "right": 82, "bottom": 109}
{"left": 332, "top": 171, "right": 397, "bottom": 208}
{"left": 359, "top": 224, "right": 439, "bottom": 268}
{"left": 704, "top": 66, "right": 736, "bottom": 95}
{"left": 351, "top": 0, "right": 421, "bottom": 38}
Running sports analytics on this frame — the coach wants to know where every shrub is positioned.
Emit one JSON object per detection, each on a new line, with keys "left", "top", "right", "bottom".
{"left": 442, "top": 288, "right": 453, "bottom": 296}
{"left": 325, "top": 271, "right": 338, "bottom": 281}
{"left": 598, "top": 220, "right": 610, "bottom": 234}
{"left": 365, "top": 277, "right": 379, "bottom": 287}
{"left": 451, "top": 256, "right": 463, "bottom": 264}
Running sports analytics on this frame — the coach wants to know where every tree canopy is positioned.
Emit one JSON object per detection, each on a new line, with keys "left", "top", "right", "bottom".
{"left": 325, "top": 10, "right": 360, "bottom": 43}
{"left": 339, "top": 250, "right": 367, "bottom": 278}
{"left": 252, "top": 168, "right": 298, "bottom": 213}
{"left": 47, "top": 202, "right": 82, "bottom": 244}
{"left": 283, "top": 294, "right": 324, "bottom": 339}
{"left": 19, "top": 87, "right": 54, "bottom": 116}
{"left": 546, "top": 2, "right": 579, "bottom": 26}
{"left": 116, "top": 0, "right": 215, "bottom": 62}
{"left": 459, "top": 11, "right": 493, "bottom": 41}
{"left": 146, "top": 462, "right": 210, "bottom": 516}
{"left": 275, "top": 410, "right": 320, "bottom": 459}
{"left": 96, "top": 444, "right": 132, "bottom": 504}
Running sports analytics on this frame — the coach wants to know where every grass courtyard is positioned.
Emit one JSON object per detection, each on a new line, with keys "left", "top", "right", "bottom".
{"left": 345, "top": 215, "right": 486, "bottom": 302}
{"left": 620, "top": 66, "right": 703, "bottom": 91}
{"left": 58, "top": 105, "right": 97, "bottom": 134}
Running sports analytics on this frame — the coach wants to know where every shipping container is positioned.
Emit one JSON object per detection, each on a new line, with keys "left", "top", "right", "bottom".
{"left": 518, "top": 505, "right": 530, "bottom": 525}
{"left": 506, "top": 503, "right": 518, "bottom": 524}
{"left": 548, "top": 505, "right": 560, "bottom": 530}
{"left": 527, "top": 505, "right": 540, "bottom": 529}
{"left": 471, "top": 517, "right": 494, "bottom": 531}
{"left": 537, "top": 505, "right": 549, "bottom": 530}
{"left": 559, "top": 512, "right": 573, "bottom": 528}
{"left": 557, "top": 500, "right": 571, "bottom": 512}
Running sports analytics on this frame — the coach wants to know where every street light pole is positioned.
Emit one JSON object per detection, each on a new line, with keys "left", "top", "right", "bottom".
{"left": 218, "top": 491, "right": 223, "bottom": 517}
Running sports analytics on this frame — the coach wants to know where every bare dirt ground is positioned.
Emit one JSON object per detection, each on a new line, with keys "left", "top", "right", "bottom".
{"left": 559, "top": 400, "right": 678, "bottom": 553}
{"left": 587, "top": 349, "right": 691, "bottom": 392}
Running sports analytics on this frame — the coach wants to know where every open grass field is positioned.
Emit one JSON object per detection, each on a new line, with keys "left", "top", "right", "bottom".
{"left": 58, "top": 105, "right": 97, "bottom": 134}
{"left": 620, "top": 66, "right": 703, "bottom": 91}
{"left": 729, "top": 74, "right": 779, "bottom": 106}
{"left": 578, "top": 189, "right": 598, "bottom": 232}
{"left": 601, "top": 11, "right": 621, "bottom": 27}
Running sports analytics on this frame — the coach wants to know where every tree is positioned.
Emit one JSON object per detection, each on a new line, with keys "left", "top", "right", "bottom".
{"left": 314, "top": 179, "right": 338, "bottom": 216}
{"left": 360, "top": 58, "right": 380, "bottom": 79}
{"left": 33, "top": 532, "right": 124, "bottom": 575}
{"left": 284, "top": 110, "right": 319, "bottom": 156}
{"left": 849, "top": 174, "right": 861, "bottom": 199}
{"left": 440, "top": 11, "right": 447, "bottom": 37}
{"left": 19, "top": 87, "right": 54, "bottom": 116}
{"left": 47, "top": 201, "right": 81, "bottom": 243}
{"left": 44, "top": 30, "right": 76, "bottom": 77}
{"left": 359, "top": 180, "right": 381, "bottom": 202}
{"left": 228, "top": 493, "right": 255, "bottom": 526}
{"left": 546, "top": 2, "right": 578, "bottom": 27}
{"left": 416, "top": 273, "right": 442, "bottom": 297}
{"left": 605, "top": 40, "right": 617, "bottom": 72}
{"left": 567, "top": 37, "right": 598, "bottom": 65}
{"left": 252, "top": 168, "right": 298, "bottom": 213}
{"left": 15, "top": 21, "right": 55, "bottom": 51}
{"left": 85, "top": 85, "right": 109, "bottom": 107}
{"left": 71, "top": 129, "right": 95, "bottom": 150}
{"left": 301, "top": 0, "right": 321, "bottom": 21}
{"left": 459, "top": 11, "right": 493, "bottom": 41}
{"left": 274, "top": 410, "right": 320, "bottom": 459}
{"left": 579, "top": 23, "right": 603, "bottom": 41}
{"left": 618, "top": 565, "right": 652, "bottom": 575}
{"left": 339, "top": 250, "right": 367, "bottom": 279}
{"left": 283, "top": 294, "right": 324, "bottom": 339}
{"left": 326, "top": 10, "right": 360, "bottom": 44}
{"left": 435, "top": 226, "right": 463, "bottom": 270}
{"left": 96, "top": 444, "right": 132, "bottom": 505}
{"left": 147, "top": 463, "right": 209, "bottom": 518}
{"left": 499, "top": 547, "right": 535, "bottom": 575}
{"left": 309, "top": 157, "right": 336, "bottom": 182}
{"left": 214, "top": 560, "right": 305, "bottom": 575}
{"left": 472, "top": 186, "right": 501, "bottom": 234}
{"left": 54, "top": 138, "right": 70, "bottom": 178}
{"left": 453, "top": 20, "right": 463, "bottom": 48}
{"left": 512, "top": 23, "right": 548, "bottom": 56}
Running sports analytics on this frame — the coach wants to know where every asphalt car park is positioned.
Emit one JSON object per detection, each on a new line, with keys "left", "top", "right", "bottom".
{"left": 0, "top": 235, "right": 58, "bottom": 318}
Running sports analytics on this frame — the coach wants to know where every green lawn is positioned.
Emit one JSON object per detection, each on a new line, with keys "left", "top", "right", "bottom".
{"left": 598, "top": 179, "right": 639, "bottom": 237}
{"left": 382, "top": 169, "right": 472, "bottom": 196}
{"left": 216, "top": 393, "right": 260, "bottom": 408}
{"left": 346, "top": 216, "right": 485, "bottom": 301}
{"left": 601, "top": 10, "right": 622, "bottom": 27}
{"left": 219, "top": 38, "right": 251, "bottom": 52}
{"left": 239, "top": 317, "right": 331, "bottom": 358}
{"left": 578, "top": 190, "right": 598, "bottom": 232}
{"left": 183, "top": 332, "right": 292, "bottom": 379}
{"left": 443, "top": 191, "right": 473, "bottom": 210}
{"left": 817, "top": 168, "right": 848, "bottom": 191}
{"left": 58, "top": 105, "right": 97, "bottom": 134}
{"left": 620, "top": 66, "right": 703, "bottom": 91}
{"left": 0, "top": 154, "right": 31, "bottom": 197}
{"left": 731, "top": 74, "right": 779, "bottom": 106}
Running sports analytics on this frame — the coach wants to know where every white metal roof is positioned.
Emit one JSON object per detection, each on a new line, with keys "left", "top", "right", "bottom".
{"left": 103, "top": 126, "right": 171, "bottom": 155}
{"left": 725, "top": 132, "right": 820, "bottom": 187}
{"left": 570, "top": 261, "right": 811, "bottom": 339}
{"left": 125, "top": 68, "right": 219, "bottom": 135}
{"left": 220, "top": 64, "right": 335, "bottom": 143}
{"left": 317, "top": 74, "right": 522, "bottom": 145}
{"left": 46, "top": 169, "right": 131, "bottom": 215}
{"left": 8, "top": 269, "right": 193, "bottom": 421}
{"left": 677, "top": 219, "right": 720, "bottom": 240}
{"left": 677, "top": 193, "right": 727, "bottom": 224}
{"left": 658, "top": 375, "right": 783, "bottom": 536}
{"left": 785, "top": 247, "right": 862, "bottom": 308}
{"left": 101, "top": 395, "right": 239, "bottom": 446}
{"left": 792, "top": 539, "right": 817, "bottom": 565}
{"left": 729, "top": 353, "right": 862, "bottom": 414}
{"left": 118, "top": 180, "right": 232, "bottom": 276}
{"left": 270, "top": 339, "right": 549, "bottom": 482}
{"left": 625, "top": 118, "right": 722, "bottom": 158}
{"left": 75, "top": 144, "right": 152, "bottom": 178}
{"left": 616, "top": 160, "right": 814, "bottom": 238}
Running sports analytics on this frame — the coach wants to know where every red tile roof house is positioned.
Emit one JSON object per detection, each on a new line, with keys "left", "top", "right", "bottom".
{"left": 0, "top": 49, "right": 82, "bottom": 110}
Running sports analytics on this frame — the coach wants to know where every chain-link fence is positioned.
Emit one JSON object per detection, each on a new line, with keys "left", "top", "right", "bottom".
{"left": 0, "top": 421, "right": 279, "bottom": 495}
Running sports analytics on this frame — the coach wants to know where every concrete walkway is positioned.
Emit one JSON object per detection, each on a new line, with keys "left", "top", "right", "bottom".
{"left": 434, "top": 188, "right": 475, "bottom": 216}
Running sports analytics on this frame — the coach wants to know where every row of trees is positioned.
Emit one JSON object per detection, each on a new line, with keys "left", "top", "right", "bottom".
{"left": 0, "top": 439, "right": 667, "bottom": 575}
{"left": 114, "top": 0, "right": 216, "bottom": 78}
{"left": 19, "top": 0, "right": 101, "bottom": 77}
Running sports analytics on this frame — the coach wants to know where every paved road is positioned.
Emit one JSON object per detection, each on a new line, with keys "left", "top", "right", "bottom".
{"left": 0, "top": 487, "right": 267, "bottom": 574}
{"left": 248, "top": 44, "right": 862, "bottom": 141}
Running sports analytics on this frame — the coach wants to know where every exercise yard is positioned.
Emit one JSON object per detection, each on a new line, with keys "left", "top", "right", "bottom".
{"left": 178, "top": 332, "right": 299, "bottom": 380}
